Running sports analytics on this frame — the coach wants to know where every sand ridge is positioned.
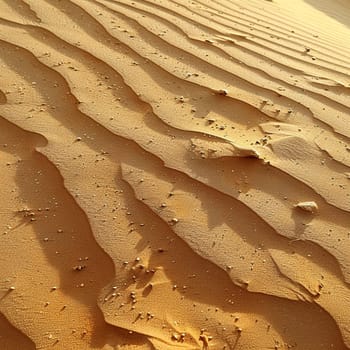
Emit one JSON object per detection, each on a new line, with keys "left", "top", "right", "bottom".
{"left": 0, "top": 0, "right": 349, "bottom": 349}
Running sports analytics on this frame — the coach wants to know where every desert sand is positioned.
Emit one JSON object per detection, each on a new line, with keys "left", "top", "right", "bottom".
{"left": 0, "top": 0, "right": 349, "bottom": 349}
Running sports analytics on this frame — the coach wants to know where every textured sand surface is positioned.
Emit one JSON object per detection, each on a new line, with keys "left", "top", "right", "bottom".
{"left": 0, "top": 0, "right": 350, "bottom": 349}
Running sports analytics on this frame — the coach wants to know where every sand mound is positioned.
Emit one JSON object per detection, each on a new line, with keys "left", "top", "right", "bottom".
{"left": 0, "top": 0, "right": 349, "bottom": 349}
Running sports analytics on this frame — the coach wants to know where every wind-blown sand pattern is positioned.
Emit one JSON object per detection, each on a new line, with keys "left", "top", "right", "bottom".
{"left": 0, "top": 0, "right": 349, "bottom": 349}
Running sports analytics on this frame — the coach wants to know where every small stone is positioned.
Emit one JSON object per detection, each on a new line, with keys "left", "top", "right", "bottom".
{"left": 217, "top": 89, "right": 228, "bottom": 96}
{"left": 207, "top": 118, "right": 216, "bottom": 125}
{"left": 172, "top": 332, "right": 180, "bottom": 341}
{"left": 295, "top": 201, "right": 318, "bottom": 213}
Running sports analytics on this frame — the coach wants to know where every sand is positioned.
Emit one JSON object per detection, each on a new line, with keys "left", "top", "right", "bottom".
{"left": 0, "top": 0, "right": 349, "bottom": 349}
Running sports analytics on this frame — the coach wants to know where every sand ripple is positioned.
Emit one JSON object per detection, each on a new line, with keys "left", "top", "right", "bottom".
{"left": 0, "top": 0, "right": 349, "bottom": 349}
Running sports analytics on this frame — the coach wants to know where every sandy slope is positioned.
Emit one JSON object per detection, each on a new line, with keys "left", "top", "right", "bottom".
{"left": 0, "top": 0, "right": 349, "bottom": 349}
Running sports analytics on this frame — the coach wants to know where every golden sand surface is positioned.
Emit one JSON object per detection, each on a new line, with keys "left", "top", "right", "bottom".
{"left": 0, "top": 0, "right": 350, "bottom": 349}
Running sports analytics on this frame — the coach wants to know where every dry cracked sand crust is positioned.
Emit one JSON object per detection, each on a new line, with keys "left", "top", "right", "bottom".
{"left": 0, "top": 0, "right": 350, "bottom": 349}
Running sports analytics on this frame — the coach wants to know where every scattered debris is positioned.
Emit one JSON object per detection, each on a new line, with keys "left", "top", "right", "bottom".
{"left": 73, "top": 265, "right": 86, "bottom": 271}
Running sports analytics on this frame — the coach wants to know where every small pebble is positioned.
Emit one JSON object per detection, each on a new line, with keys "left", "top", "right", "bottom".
{"left": 170, "top": 218, "right": 179, "bottom": 224}
{"left": 172, "top": 332, "right": 179, "bottom": 341}
{"left": 295, "top": 201, "right": 318, "bottom": 213}
{"left": 217, "top": 89, "right": 228, "bottom": 96}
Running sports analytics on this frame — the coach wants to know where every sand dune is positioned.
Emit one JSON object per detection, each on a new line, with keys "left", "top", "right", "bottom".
{"left": 0, "top": 0, "right": 349, "bottom": 349}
